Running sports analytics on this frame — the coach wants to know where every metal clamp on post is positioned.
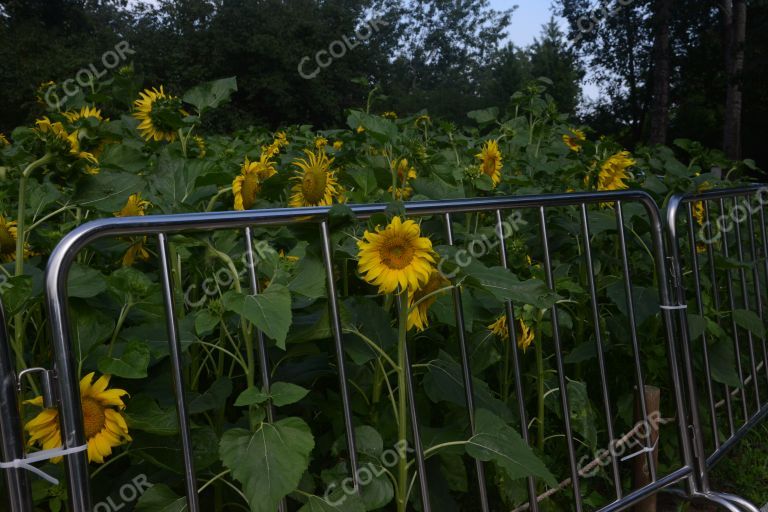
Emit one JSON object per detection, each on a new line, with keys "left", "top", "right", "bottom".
{"left": 0, "top": 366, "right": 87, "bottom": 486}
{"left": 17, "top": 367, "right": 58, "bottom": 408}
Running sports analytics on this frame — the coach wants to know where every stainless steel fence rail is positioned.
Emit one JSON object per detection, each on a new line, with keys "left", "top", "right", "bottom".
{"left": 0, "top": 188, "right": 763, "bottom": 511}
{"left": 0, "top": 294, "right": 34, "bottom": 511}
{"left": 667, "top": 185, "right": 768, "bottom": 512}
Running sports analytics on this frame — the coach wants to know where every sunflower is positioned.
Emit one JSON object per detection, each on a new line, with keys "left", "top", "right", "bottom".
{"left": 388, "top": 158, "right": 418, "bottom": 200}
{"left": 25, "top": 372, "right": 130, "bottom": 464}
{"left": 132, "top": 86, "right": 184, "bottom": 142}
{"left": 382, "top": 111, "right": 398, "bottom": 120}
{"left": 597, "top": 151, "right": 635, "bottom": 192}
{"left": 476, "top": 140, "right": 503, "bottom": 187}
{"left": 0, "top": 133, "right": 9, "bottom": 146}
{"left": 0, "top": 216, "right": 30, "bottom": 263}
{"left": 192, "top": 135, "right": 207, "bottom": 159}
{"left": 415, "top": 115, "right": 432, "bottom": 129}
{"left": 121, "top": 239, "right": 151, "bottom": 267}
{"left": 233, "top": 155, "right": 277, "bottom": 210}
{"left": 488, "top": 315, "right": 535, "bottom": 352}
{"left": 692, "top": 182, "right": 712, "bottom": 226}
{"left": 288, "top": 149, "right": 344, "bottom": 207}
{"left": 35, "top": 117, "right": 97, "bottom": 164}
{"left": 563, "top": 128, "right": 586, "bottom": 152}
{"left": 63, "top": 106, "right": 104, "bottom": 124}
{"left": 115, "top": 194, "right": 150, "bottom": 218}
{"left": 357, "top": 216, "right": 436, "bottom": 295}
{"left": 114, "top": 194, "right": 151, "bottom": 266}
{"left": 315, "top": 136, "right": 328, "bottom": 150}
{"left": 262, "top": 132, "right": 289, "bottom": 159}
{"left": 333, "top": 140, "right": 344, "bottom": 151}
{"left": 407, "top": 270, "right": 450, "bottom": 331}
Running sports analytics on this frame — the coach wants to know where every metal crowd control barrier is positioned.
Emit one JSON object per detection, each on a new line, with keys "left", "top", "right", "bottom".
{"left": 666, "top": 184, "right": 768, "bottom": 512}
{"left": 0, "top": 189, "right": 762, "bottom": 511}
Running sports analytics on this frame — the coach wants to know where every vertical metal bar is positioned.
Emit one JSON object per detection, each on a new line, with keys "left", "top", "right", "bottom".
{"left": 397, "top": 293, "right": 432, "bottom": 512}
{"left": 0, "top": 298, "right": 33, "bottom": 512}
{"left": 443, "top": 213, "right": 490, "bottom": 512}
{"left": 615, "top": 202, "right": 658, "bottom": 480}
{"left": 538, "top": 207, "right": 583, "bottom": 510}
{"left": 495, "top": 210, "right": 539, "bottom": 512}
{"left": 243, "top": 228, "right": 276, "bottom": 422}
{"left": 758, "top": 207, "right": 768, "bottom": 391}
{"left": 579, "top": 204, "right": 622, "bottom": 498}
{"left": 705, "top": 201, "right": 735, "bottom": 437}
{"left": 719, "top": 198, "right": 749, "bottom": 421}
{"left": 731, "top": 197, "right": 761, "bottom": 411}
{"left": 660, "top": 198, "right": 702, "bottom": 492}
{"left": 45, "top": 256, "right": 91, "bottom": 511}
{"left": 746, "top": 211, "right": 768, "bottom": 408}
{"left": 685, "top": 203, "right": 720, "bottom": 450}
{"left": 158, "top": 233, "right": 200, "bottom": 512}
{"left": 319, "top": 221, "right": 359, "bottom": 488}
{"left": 243, "top": 228, "right": 287, "bottom": 512}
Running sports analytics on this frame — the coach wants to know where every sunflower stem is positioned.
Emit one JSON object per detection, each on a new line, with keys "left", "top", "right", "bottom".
{"left": 535, "top": 320, "right": 545, "bottom": 453}
{"left": 396, "top": 291, "right": 409, "bottom": 512}
{"left": 12, "top": 153, "right": 53, "bottom": 372}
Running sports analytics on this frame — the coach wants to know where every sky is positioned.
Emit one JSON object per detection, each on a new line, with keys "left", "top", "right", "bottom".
{"left": 490, "top": 0, "right": 560, "bottom": 47}
{"left": 490, "top": 0, "right": 601, "bottom": 101}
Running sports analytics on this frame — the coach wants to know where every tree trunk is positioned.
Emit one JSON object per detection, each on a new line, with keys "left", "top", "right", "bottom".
{"left": 723, "top": 0, "right": 747, "bottom": 160}
{"left": 649, "top": 0, "right": 672, "bottom": 146}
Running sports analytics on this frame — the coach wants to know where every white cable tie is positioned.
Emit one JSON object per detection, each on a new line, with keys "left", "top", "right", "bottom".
{"left": 659, "top": 304, "right": 688, "bottom": 310}
{"left": 0, "top": 444, "right": 88, "bottom": 485}
{"left": 620, "top": 438, "right": 659, "bottom": 462}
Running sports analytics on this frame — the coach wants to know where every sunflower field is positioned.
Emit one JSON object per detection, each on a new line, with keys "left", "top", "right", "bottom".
{"left": 0, "top": 73, "right": 760, "bottom": 512}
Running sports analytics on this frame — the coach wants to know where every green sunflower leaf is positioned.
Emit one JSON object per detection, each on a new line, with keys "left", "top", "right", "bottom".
{"left": 466, "top": 409, "right": 556, "bottom": 487}
{"left": 222, "top": 284, "right": 292, "bottom": 349}
{"left": 219, "top": 417, "right": 315, "bottom": 512}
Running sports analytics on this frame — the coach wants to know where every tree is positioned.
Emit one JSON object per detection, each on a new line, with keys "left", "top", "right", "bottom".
{"left": 528, "top": 19, "right": 584, "bottom": 115}
{"left": 722, "top": 0, "right": 747, "bottom": 159}
{"left": 648, "top": 0, "right": 672, "bottom": 145}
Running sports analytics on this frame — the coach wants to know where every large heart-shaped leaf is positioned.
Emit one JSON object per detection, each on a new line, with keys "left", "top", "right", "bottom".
{"left": 466, "top": 409, "right": 556, "bottom": 486}
{"left": 222, "top": 284, "right": 292, "bottom": 349}
{"left": 219, "top": 417, "right": 315, "bottom": 512}
{"left": 183, "top": 77, "right": 238, "bottom": 113}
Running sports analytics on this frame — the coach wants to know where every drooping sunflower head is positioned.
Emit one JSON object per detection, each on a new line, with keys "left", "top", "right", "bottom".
{"left": 488, "top": 315, "right": 535, "bottom": 351}
{"left": 114, "top": 193, "right": 151, "bottom": 218}
{"left": 289, "top": 149, "right": 343, "bottom": 208}
{"left": 357, "top": 216, "right": 436, "bottom": 295}
{"left": 122, "top": 237, "right": 151, "bottom": 267}
{"left": 407, "top": 270, "right": 450, "bottom": 331}
{"left": 597, "top": 151, "right": 635, "bottom": 192}
{"left": 563, "top": 128, "right": 586, "bottom": 152}
{"left": 692, "top": 182, "right": 712, "bottom": 226}
{"left": 0, "top": 133, "right": 9, "bottom": 147}
{"left": 233, "top": 156, "right": 277, "bottom": 210}
{"left": 25, "top": 372, "right": 131, "bottom": 464}
{"left": 63, "top": 106, "right": 105, "bottom": 124}
{"left": 35, "top": 117, "right": 97, "bottom": 164}
{"left": 476, "top": 139, "right": 503, "bottom": 187}
{"left": 132, "top": 86, "right": 184, "bottom": 142}
{"left": 388, "top": 158, "right": 418, "bottom": 200}
{"left": 0, "top": 216, "right": 24, "bottom": 263}
{"left": 415, "top": 114, "right": 432, "bottom": 129}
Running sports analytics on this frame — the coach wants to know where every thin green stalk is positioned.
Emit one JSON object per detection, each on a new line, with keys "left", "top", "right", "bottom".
{"left": 396, "top": 292, "right": 409, "bottom": 512}
{"left": 535, "top": 331, "right": 545, "bottom": 452}
{"left": 13, "top": 153, "right": 53, "bottom": 371}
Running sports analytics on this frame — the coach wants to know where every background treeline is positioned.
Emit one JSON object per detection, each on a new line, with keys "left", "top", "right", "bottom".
{"left": 0, "top": 0, "right": 766, "bottom": 168}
